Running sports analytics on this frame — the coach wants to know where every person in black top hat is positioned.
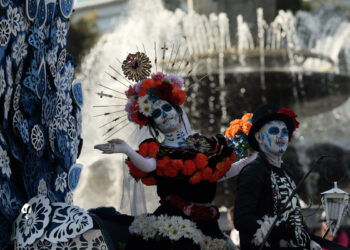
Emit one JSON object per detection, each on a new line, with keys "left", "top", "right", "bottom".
{"left": 234, "top": 104, "right": 322, "bottom": 250}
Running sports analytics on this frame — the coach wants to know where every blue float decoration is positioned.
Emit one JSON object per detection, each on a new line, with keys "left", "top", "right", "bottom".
{"left": 0, "top": 0, "right": 82, "bottom": 248}
{"left": 59, "top": 0, "right": 74, "bottom": 19}
{"left": 72, "top": 79, "right": 83, "bottom": 108}
{"left": 36, "top": 0, "right": 47, "bottom": 28}
{"left": 0, "top": 0, "right": 10, "bottom": 7}
{"left": 45, "top": 1, "right": 56, "bottom": 26}
{"left": 26, "top": 0, "right": 39, "bottom": 22}
{"left": 68, "top": 163, "right": 82, "bottom": 191}
{"left": 36, "top": 59, "right": 46, "bottom": 99}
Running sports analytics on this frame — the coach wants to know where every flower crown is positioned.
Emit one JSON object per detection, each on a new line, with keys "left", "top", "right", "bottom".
{"left": 95, "top": 45, "right": 194, "bottom": 139}
{"left": 124, "top": 69, "right": 186, "bottom": 126}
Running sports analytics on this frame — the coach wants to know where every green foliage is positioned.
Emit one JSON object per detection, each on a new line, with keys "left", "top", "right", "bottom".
{"left": 67, "top": 11, "right": 100, "bottom": 73}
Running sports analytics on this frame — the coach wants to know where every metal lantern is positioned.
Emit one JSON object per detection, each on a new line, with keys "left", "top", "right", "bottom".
{"left": 321, "top": 182, "right": 349, "bottom": 236}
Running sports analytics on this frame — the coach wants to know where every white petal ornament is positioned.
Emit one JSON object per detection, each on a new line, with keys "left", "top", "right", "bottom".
{"left": 0, "top": 145, "right": 11, "bottom": 178}
{"left": 14, "top": 196, "right": 52, "bottom": 246}
{"left": 44, "top": 202, "right": 93, "bottom": 243}
{"left": 31, "top": 125, "right": 44, "bottom": 151}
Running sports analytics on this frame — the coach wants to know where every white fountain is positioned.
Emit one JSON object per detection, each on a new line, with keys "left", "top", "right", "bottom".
{"left": 74, "top": 0, "right": 350, "bottom": 212}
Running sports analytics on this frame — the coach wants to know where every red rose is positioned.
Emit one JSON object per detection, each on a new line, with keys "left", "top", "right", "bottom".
{"left": 278, "top": 107, "right": 300, "bottom": 131}
{"left": 156, "top": 82, "right": 173, "bottom": 101}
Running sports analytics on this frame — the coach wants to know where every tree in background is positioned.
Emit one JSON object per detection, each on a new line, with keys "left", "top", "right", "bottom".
{"left": 67, "top": 11, "right": 100, "bottom": 73}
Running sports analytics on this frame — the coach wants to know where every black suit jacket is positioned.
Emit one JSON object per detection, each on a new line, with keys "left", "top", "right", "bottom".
{"left": 234, "top": 153, "right": 309, "bottom": 249}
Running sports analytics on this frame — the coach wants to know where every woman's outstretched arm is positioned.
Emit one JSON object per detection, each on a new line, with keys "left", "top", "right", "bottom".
{"left": 94, "top": 139, "right": 156, "bottom": 173}
{"left": 218, "top": 152, "right": 258, "bottom": 182}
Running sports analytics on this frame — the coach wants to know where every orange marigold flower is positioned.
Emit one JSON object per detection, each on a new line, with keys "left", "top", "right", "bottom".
{"left": 209, "top": 170, "right": 221, "bottom": 183}
{"left": 189, "top": 172, "right": 202, "bottom": 184}
{"left": 182, "top": 160, "right": 196, "bottom": 175}
{"left": 216, "top": 161, "right": 226, "bottom": 172}
{"left": 242, "top": 113, "right": 253, "bottom": 122}
{"left": 141, "top": 176, "right": 157, "bottom": 186}
{"left": 138, "top": 143, "right": 149, "bottom": 157}
{"left": 164, "top": 167, "right": 178, "bottom": 178}
{"left": 200, "top": 167, "right": 213, "bottom": 181}
{"left": 148, "top": 142, "right": 160, "bottom": 158}
{"left": 141, "top": 79, "right": 155, "bottom": 90}
{"left": 241, "top": 121, "right": 252, "bottom": 135}
{"left": 225, "top": 124, "right": 241, "bottom": 138}
{"left": 171, "top": 159, "right": 184, "bottom": 171}
{"left": 194, "top": 153, "right": 208, "bottom": 169}
{"left": 157, "top": 156, "right": 171, "bottom": 170}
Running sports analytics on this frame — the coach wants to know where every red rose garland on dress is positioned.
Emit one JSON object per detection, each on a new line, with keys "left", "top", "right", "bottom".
{"left": 126, "top": 140, "right": 236, "bottom": 186}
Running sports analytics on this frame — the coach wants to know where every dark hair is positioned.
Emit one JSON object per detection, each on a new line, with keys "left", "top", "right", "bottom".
{"left": 148, "top": 103, "right": 187, "bottom": 139}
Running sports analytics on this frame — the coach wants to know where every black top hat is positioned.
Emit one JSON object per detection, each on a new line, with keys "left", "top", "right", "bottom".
{"left": 248, "top": 104, "right": 296, "bottom": 151}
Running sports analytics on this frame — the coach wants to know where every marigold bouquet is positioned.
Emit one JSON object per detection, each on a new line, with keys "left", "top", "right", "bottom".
{"left": 225, "top": 113, "right": 253, "bottom": 157}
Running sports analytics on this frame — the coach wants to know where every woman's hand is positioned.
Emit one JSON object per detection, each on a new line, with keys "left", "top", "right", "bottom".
{"left": 94, "top": 139, "right": 129, "bottom": 154}
{"left": 94, "top": 139, "right": 156, "bottom": 172}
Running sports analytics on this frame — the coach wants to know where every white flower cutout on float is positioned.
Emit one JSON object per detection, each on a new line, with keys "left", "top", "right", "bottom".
{"left": 15, "top": 60, "right": 23, "bottom": 85}
{"left": 44, "top": 202, "right": 93, "bottom": 243}
{"left": 7, "top": 5, "right": 20, "bottom": 36}
{"left": 0, "top": 19, "right": 10, "bottom": 47}
{"left": 13, "top": 110, "right": 24, "bottom": 132}
{"left": 12, "top": 33, "right": 28, "bottom": 65}
{"left": 31, "top": 125, "right": 44, "bottom": 151}
{"left": 55, "top": 172, "right": 67, "bottom": 193}
{"left": 48, "top": 120, "right": 57, "bottom": 152}
{"left": 56, "top": 49, "right": 66, "bottom": 73}
{"left": 46, "top": 46, "right": 58, "bottom": 67}
{"left": 56, "top": 18, "right": 67, "bottom": 48}
{"left": 13, "top": 84, "right": 21, "bottom": 111}
{"left": 70, "top": 137, "right": 79, "bottom": 162}
{"left": 37, "top": 178, "right": 47, "bottom": 196}
{"left": 6, "top": 56, "right": 13, "bottom": 86}
{"left": 64, "top": 191, "right": 73, "bottom": 205}
{"left": 67, "top": 115, "right": 77, "bottom": 139}
{"left": 14, "top": 196, "right": 52, "bottom": 246}
{"left": 3, "top": 86, "right": 13, "bottom": 120}
{"left": 55, "top": 109, "right": 69, "bottom": 132}
{"left": 0, "top": 67, "right": 5, "bottom": 97}
{"left": 0, "top": 145, "right": 11, "bottom": 178}
{"left": 138, "top": 95, "right": 153, "bottom": 117}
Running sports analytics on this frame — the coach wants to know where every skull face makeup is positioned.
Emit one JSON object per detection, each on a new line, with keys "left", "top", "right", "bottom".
{"left": 256, "top": 120, "right": 289, "bottom": 156}
{"left": 152, "top": 100, "right": 180, "bottom": 133}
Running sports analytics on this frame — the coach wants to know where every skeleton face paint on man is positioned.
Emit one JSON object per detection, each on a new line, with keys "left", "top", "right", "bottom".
{"left": 152, "top": 100, "right": 180, "bottom": 133}
{"left": 256, "top": 120, "right": 289, "bottom": 156}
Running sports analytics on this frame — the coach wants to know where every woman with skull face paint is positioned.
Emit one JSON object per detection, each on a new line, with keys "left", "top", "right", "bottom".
{"left": 233, "top": 104, "right": 321, "bottom": 250}
{"left": 95, "top": 72, "right": 255, "bottom": 249}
